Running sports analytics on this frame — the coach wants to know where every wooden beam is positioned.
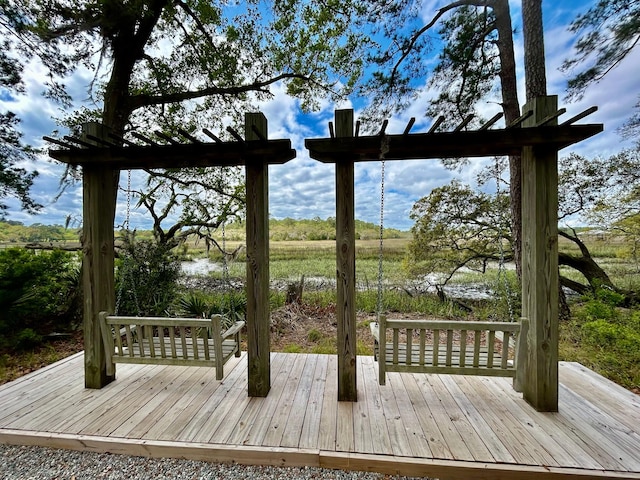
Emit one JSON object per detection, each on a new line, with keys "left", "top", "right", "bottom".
{"left": 245, "top": 112, "right": 271, "bottom": 397}
{"left": 80, "top": 122, "right": 117, "bottom": 389}
{"left": 49, "top": 140, "right": 296, "bottom": 168}
{"left": 520, "top": 96, "right": 559, "bottom": 412}
{"left": 334, "top": 109, "right": 357, "bottom": 402}
{"left": 305, "top": 124, "right": 602, "bottom": 162}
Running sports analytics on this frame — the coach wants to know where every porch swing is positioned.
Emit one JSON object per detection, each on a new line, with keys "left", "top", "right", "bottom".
{"left": 370, "top": 144, "right": 521, "bottom": 385}
{"left": 99, "top": 168, "right": 245, "bottom": 381}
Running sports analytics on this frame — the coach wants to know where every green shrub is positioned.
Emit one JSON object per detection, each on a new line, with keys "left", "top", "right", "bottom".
{"left": 115, "top": 233, "right": 181, "bottom": 316}
{"left": 283, "top": 344, "right": 302, "bottom": 353}
{"left": 15, "top": 328, "right": 43, "bottom": 350}
{"left": 0, "top": 248, "right": 81, "bottom": 351}
{"left": 307, "top": 329, "right": 322, "bottom": 342}
{"left": 178, "top": 290, "right": 246, "bottom": 330}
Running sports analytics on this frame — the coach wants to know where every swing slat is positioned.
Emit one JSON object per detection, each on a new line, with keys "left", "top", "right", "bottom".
{"left": 371, "top": 318, "right": 520, "bottom": 383}
{"left": 100, "top": 313, "right": 245, "bottom": 381}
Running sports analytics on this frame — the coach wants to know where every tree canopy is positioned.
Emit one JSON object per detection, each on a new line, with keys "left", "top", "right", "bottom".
{"left": 12, "top": 0, "right": 366, "bottom": 134}
{"left": 4, "top": 0, "right": 368, "bottom": 245}
{"left": 563, "top": 0, "right": 640, "bottom": 137}
{"left": 0, "top": 4, "right": 41, "bottom": 217}
{"left": 407, "top": 146, "right": 640, "bottom": 306}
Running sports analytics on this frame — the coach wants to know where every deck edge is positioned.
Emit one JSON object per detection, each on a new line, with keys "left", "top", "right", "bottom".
{"left": 0, "top": 429, "right": 638, "bottom": 479}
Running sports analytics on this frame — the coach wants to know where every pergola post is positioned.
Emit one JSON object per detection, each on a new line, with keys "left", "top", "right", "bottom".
{"left": 520, "top": 95, "right": 559, "bottom": 411}
{"left": 335, "top": 109, "right": 357, "bottom": 402}
{"left": 245, "top": 112, "right": 271, "bottom": 397}
{"left": 81, "top": 122, "right": 117, "bottom": 389}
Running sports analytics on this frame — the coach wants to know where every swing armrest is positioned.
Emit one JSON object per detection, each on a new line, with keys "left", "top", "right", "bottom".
{"left": 222, "top": 320, "right": 245, "bottom": 339}
{"left": 370, "top": 321, "right": 380, "bottom": 342}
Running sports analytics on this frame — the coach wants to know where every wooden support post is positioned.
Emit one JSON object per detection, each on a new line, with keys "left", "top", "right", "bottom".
{"left": 335, "top": 109, "right": 357, "bottom": 402}
{"left": 245, "top": 112, "right": 271, "bottom": 397}
{"left": 81, "top": 122, "right": 117, "bottom": 389}
{"left": 520, "top": 96, "right": 559, "bottom": 411}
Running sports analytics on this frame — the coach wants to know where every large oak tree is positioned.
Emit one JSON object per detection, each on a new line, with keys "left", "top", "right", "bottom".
{"left": 7, "top": 0, "right": 366, "bottom": 246}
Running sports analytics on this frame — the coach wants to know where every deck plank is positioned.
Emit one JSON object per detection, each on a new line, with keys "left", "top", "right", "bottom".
{"left": 237, "top": 352, "right": 298, "bottom": 447}
{"left": 79, "top": 365, "right": 173, "bottom": 436}
{"left": 111, "top": 366, "right": 209, "bottom": 438}
{"left": 431, "top": 375, "right": 497, "bottom": 463}
{"left": 385, "top": 372, "right": 432, "bottom": 458}
{"left": 335, "top": 401, "right": 354, "bottom": 452}
{"left": 31, "top": 364, "right": 148, "bottom": 433}
{"left": 280, "top": 354, "right": 318, "bottom": 447}
{"left": 560, "top": 362, "right": 640, "bottom": 431}
{"left": 474, "top": 375, "right": 578, "bottom": 467}
{"left": 454, "top": 375, "right": 543, "bottom": 465}
{"left": 298, "top": 354, "right": 329, "bottom": 449}
{"left": 439, "top": 374, "right": 515, "bottom": 464}
{"left": 490, "top": 376, "right": 606, "bottom": 470}
{"left": 414, "top": 373, "right": 475, "bottom": 461}
{"left": 263, "top": 354, "right": 308, "bottom": 447}
{"left": 371, "top": 364, "right": 414, "bottom": 456}
{"left": 226, "top": 353, "right": 288, "bottom": 446}
{"left": 400, "top": 372, "right": 454, "bottom": 460}
{"left": 175, "top": 354, "right": 247, "bottom": 442}
{"left": 361, "top": 356, "right": 393, "bottom": 455}
{"left": 128, "top": 366, "right": 214, "bottom": 439}
{"left": 0, "top": 359, "right": 83, "bottom": 423}
{"left": 352, "top": 357, "right": 373, "bottom": 453}
{"left": 317, "top": 355, "right": 338, "bottom": 451}
{"left": 559, "top": 386, "right": 640, "bottom": 471}
{"left": 59, "top": 365, "right": 165, "bottom": 434}
{"left": 0, "top": 353, "right": 639, "bottom": 479}
{"left": 152, "top": 354, "right": 247, "bottom": 441}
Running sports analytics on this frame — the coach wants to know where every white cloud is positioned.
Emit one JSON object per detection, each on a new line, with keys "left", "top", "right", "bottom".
{"left": 4, "top": 1, "right": 639, "bottom": 232}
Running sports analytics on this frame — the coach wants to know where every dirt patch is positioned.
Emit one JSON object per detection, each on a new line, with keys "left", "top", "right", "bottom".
{"left": 0, "top": 330, "right": 84, "bottom": 385}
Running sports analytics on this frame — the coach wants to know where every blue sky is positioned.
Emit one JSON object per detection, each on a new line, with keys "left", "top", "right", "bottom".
{"left": 1, "top": 0, "right": 638, "bottom": 231}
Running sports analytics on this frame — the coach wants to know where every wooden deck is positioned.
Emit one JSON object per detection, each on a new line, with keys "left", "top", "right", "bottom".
{"left": 0, "top": 352, "right": 638, "bottom": 479}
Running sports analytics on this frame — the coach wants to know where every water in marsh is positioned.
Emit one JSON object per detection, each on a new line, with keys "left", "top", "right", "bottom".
{"left": 180, "top": 259, "right": 496, "bottom": 300}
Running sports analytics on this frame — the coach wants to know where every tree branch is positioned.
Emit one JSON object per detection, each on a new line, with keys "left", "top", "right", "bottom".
{"left": 128, "top": 72, "right": 313, "bottom": 110}
{"left": 388, "top": 0, "right": 492, "bottom": 88}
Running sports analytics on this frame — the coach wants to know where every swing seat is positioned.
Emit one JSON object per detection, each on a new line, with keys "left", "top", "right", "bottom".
{"left": 371, "top": 316, "right": 520, "bottom": 385}
{"left": 99, "top": 312, "right": 244, "bottom": 381}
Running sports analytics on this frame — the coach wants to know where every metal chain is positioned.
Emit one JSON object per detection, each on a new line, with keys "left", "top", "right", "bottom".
{"left": 125, "top": 169, "right": 131, "bottom": 231}
{"left": 376, "top": 136, "right": 389, "bottom": 320}
{"left": 219, "top": 167, "right": 235, "bottom": 323}
{"left": 494, "top": 157, "right": 515, "bottom": 322}
{"left": 115, "top": 169, "right": 141, "bottom": 316}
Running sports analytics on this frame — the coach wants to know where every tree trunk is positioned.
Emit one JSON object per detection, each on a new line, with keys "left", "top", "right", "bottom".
{"left": 558, "top": 252, "right": 616, "bottom": 290}
{"left": 522, "top": 0, "right": 547, "bottom": 98}
{"left": 493, "top": 0, "right": 523, "bottom": 278}
{"left": 558, "top": 230, "right": 616, "bottom": 291}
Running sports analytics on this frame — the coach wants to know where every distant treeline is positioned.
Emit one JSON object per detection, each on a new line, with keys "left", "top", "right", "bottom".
{"left": 223, "top": 217, "right": 408, "bottom": 241}
{"left": 0, "top": 217, "right": 409, "bottom": 244}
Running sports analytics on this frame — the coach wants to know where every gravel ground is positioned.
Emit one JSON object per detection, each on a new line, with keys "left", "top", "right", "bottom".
{"left": 0, "top": 445, "right": 433, "bottom": 480}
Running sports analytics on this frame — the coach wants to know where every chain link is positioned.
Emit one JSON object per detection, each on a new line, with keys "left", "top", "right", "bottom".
{"left": 495, "top": 157, "right": 515, "bottom": 322}
{"left": 376, "top": 136, "right": 389, "bottom": 319}
{"left": 116, "top": 169, "right": 136, "bottom": 315}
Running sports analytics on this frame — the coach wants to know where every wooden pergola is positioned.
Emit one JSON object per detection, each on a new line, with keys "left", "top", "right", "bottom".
{"left": 48, "top": 112, "right": 292, "bottom": 398}
{"left": 48, "top": 96, "right": 603, "bottom": 413}
{"left": 305, "top": 96, "right": 602, "bottom": 411}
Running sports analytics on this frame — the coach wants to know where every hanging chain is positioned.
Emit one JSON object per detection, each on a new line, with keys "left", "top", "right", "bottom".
{"left": 494, "top": 157, "right": 515, "bottom": 322}
{"left": 115, "top": 171, "right": 132, "bottom": 314}
{"left": 219, "top": 167, "right": 235, "bottom": 323}
{"left": 376, "top": 135, "right": 390, "bottom": 320}
{"left": 115, "top": 169, "right": 141, "bottom": 315}
{"left": 125, "top": 169, "right": 132, "bottom": 231}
